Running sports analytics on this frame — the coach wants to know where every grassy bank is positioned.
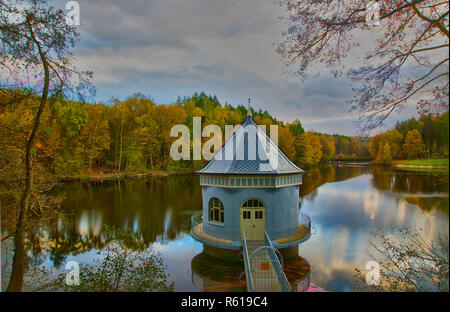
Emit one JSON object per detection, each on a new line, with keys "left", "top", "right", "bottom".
{"left": 394, "top": 159, "right": 449, "bottom": 166}
{"left": 392, "top": 158, "right": 449, "bottom": 173}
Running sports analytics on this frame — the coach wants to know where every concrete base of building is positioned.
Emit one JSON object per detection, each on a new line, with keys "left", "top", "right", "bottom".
{"left": 203, "top": 244, "right": 242, "bottom": 262}
{"left": 203, "top": 244, "right": 301, "bottom": 263}
{"left": 279, "top": 245, "right": 299, "bottom": 261}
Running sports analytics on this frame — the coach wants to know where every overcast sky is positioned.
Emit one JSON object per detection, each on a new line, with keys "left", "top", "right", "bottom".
{"left": 53, "top": 0, "right": 420, "bottom": 136}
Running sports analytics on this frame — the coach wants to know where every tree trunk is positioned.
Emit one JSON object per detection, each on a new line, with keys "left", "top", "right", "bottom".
{"left": 117, "top": 113, "right": 123, "bottom": 171}
{"left": 88, "top": 126, "right": 98, "bottom": 175}
{"left": 7, "top": 19, "right": 50, "bottom": 292}
{"left": 7, "top": 64, "right": 49, "bottom": 292}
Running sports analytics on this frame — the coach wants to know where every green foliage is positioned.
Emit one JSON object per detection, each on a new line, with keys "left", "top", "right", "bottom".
{"left": 319, "top": 134, "right": 336, "bottom": 162}
{"left": 5, "top": 89, "right": 445, "bottom": 179}
{"left": 370, "top": 130, "right": 401, "bottom": 163}
{"left": 395, "top": 113, "right": 449, "bottom": 159}
{"left": 376, "top": 141, "right": 392, "bottom": 164}
{"left": 403, "top": 129, "right": 424, "bottom": 159}
{"left": 289, "top": 119, "right": 304, "bottom": 136}
{"left": 372, "top": 112, "right": 449, "bottom": 162}
{"left": 54, "top": 227, "right": 174, "bottom": 292}
{"left": 295, "top": 132, "right": 323, "bottom": 168}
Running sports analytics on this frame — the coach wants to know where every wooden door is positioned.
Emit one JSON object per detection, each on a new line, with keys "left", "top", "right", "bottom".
{"left": 240, "top": 199, "right": 265, "bottom": 241}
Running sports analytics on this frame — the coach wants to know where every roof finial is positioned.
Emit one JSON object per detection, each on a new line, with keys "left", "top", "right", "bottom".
{"left": 247, "top": 98, "right": 252, "bottom": 116}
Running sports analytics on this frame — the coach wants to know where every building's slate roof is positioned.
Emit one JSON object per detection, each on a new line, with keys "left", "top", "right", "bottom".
{"left": 197, "top": 115, "right": 304, "bottom": 175}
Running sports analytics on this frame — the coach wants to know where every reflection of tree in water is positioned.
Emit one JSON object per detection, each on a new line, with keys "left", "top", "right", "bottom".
{"left": 2, "top": 175, "right": 202, "bottom": 290}
{"left": 191, "top": 252, "right": 312, "bottom": 292}
{"left": 404, "top": 196, "right": 449, "bottom": 215}
{"left": 191, "top": 252, "right": 246, "bottom": 292}
{"left": 27, "top": 228, "right": 174, "bottom": 292}
{"left": 371, "top": 166, "right": 449, "bottom": 194}
{"left": 1, "top": 181, "right": 70, "bottom": 291}
{"left": 8, "top": 176, "right": 203, "bottom": 267}
{"left": 300, "top": 164, "right": 370, "bottom": 197}
{"left": 4, "top": 169, "right": 448, "bottom": 291}
{"left": 29, "top": 169, "right": 448, "bottom": 264}
{"left": 52, "top": 176, "right": 202, "bottom": 247}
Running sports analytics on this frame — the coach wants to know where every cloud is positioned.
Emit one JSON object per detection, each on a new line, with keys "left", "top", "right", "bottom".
{"left": 303, "top": 77, "right": 353, "bottom": 99}
{"left": 50, "top": 0, "right": 422, "bottom": 136}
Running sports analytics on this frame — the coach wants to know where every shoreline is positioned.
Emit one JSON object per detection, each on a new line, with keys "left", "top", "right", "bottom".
{"left": 392, "top": 159, "right": 449, "bottom": 171}
{"left": 0, "top": 170, "right": 196, "bottom": 184}
{"left": 3, "top": 160, "right": 448, "bottom": 184}
{"left": 56, "top": 171, "right": 196, "bottom": 183}
{"left": 393, "top": 164, "right": 449, "bottom": 169}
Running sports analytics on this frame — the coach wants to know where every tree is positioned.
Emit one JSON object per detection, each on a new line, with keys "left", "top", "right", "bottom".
{"left": 30, "top": 228, "right": 174, "bottom": 292}
{"left": 369, "top": 133, "right": 384, "bottom": 159}
{"left": 133, "top": 113, "right": 160, "bottom": 170}
{"left": 403, "top": 129, "right": 424, "bottom": 159}
{"left": 369, "top": 128, "right": 403, "bottom": 160}
{"left": 74, "top": 105, "right": 111, "bottom": 174}
{"left": 436, "top": 112, "right": 449, "bottom": 156}
{"left": 395, "top": 112, "right": 449, "bottom": 158}
{"left": 1, "top": 0, "right": 93, "bottom": 291}
{"left": 150, "top": 104, "right": 187, "bottom": 169}
{"left": 288, "top": 119, "right": 305, "bottom": 136}
{"left": 335, "top": 135, "right": 351, "bottom": 155}
{"left": 376, "top": 141, "right": 392, "bottom": 164}
{"left": 277, "top": 0, "right": 449, "bottom": 131}
{"left": 355, "top": 228, "right": 449, "bottom": 292}
{"left": 295, "top": 132, "right": 323, "bottom": 167}
{"left": 278, "top": 126, "right": 297, "bottom": 160}
{"left": 52, "top": 100, "right": 89, "bottom": 174}
{"left": 319, "top": 134, "right": 336, "bottom": 161}
{"left": 385, "top": 129, "right": 403, "bottom": 159}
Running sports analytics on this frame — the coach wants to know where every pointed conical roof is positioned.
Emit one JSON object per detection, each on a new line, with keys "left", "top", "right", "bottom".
{"left": 197, "top": 115, "right": 304, "bottom": 175}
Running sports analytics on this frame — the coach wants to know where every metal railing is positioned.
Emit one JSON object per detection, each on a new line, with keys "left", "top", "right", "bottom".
{"left": 299, "top": 213, "right": 311, "bottom": 229}
{"left": 295, "top": 274, "right": 311, "bottom": 292}
{"left": 191, "top": 211, "right": 311, "bottom": 250}
{"left": 267, "top": 213, "right": 312, "bottom": 249}
{"left": 241, "top": 232, "right": 255, "bottom": 292}
{"left": 264, "top": 231, "right": 292, "bottom": 292}
{"left": 191, "top": 211, "right": 241, "bottom": 249}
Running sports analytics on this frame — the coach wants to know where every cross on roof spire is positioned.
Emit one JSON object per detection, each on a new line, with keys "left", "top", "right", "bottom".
{"left": 247, "top": 98, "right": 252, "bottom": 116}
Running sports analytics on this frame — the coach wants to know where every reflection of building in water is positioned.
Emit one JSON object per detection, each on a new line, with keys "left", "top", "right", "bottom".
{"left": 283, "top": 255, "right": 312, "bottom": 292}
{"left": 191, "top": 252, "right": 312, "bottom": 292}
{"left": 191, "top": 252, "right": 246, "bottom": 292}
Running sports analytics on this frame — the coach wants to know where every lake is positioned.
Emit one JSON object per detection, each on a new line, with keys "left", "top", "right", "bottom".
{"left": 1, "top": 164, "right": 448, "bottom": 291}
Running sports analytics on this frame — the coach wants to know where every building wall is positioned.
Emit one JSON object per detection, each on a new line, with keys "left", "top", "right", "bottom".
{"left": 201, "top": 185, "right": 300, "bottom": 241}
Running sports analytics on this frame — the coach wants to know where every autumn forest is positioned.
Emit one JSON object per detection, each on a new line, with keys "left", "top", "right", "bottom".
{"left": 1, "top": 90, "right": 448, "bottom": 185}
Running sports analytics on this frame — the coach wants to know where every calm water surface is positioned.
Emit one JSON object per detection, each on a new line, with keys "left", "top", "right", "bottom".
{"left": 2, "top": 165, "right": 449, "bottom": 291}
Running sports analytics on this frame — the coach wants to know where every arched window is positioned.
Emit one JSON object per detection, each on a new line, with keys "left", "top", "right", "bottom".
{"left": 241, "top": 199, "right": 265, "bottom": 220}
{"left": 242, "top": 199, "right": 264, "bottom": 208}
{"left": 209, "top": 198, "right": 224, "bottom": 224}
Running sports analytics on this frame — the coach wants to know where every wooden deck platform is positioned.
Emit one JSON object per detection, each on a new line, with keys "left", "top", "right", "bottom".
{"left": 275, "top": 224, "right": 310, "bottom": 245}
{"left": 192, "top": 223, "right": 233, "bottom": 246}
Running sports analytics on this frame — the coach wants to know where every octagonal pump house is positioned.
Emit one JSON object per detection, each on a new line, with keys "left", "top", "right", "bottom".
{"left": 191, "top": 105, "right": 311, "bottom": 261}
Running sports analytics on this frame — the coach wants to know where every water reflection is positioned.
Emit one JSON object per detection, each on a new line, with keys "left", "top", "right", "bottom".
{"left": 191, "top": 252, "right": 246, "bottom": 292}
{"left": 1, "top": 166, "right": 448, "bottom": 291}
{"left": 190, "top": 252, "right": 312, "bottom": 292}
{"left": 299, "top": 165, "right": 448, "bottom": 291}
{"left": 55, "top": 177, "right": 202, "bottom": 245}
